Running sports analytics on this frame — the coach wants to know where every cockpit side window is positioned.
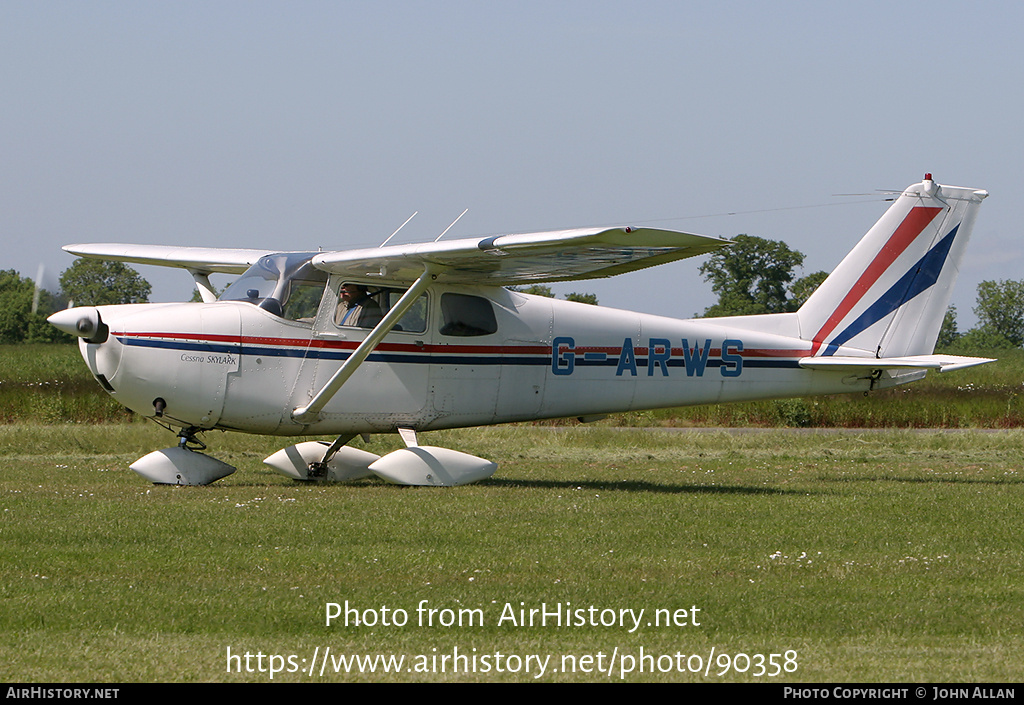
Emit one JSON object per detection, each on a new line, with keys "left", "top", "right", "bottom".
{"left": 281, "top": 277, "right": 328, "bottom": 322}
{"left": 333, "top": 283, "right": 428, "bottom": 333}
{"left": 439, "top": 293, "right": 497, "bottom": 337}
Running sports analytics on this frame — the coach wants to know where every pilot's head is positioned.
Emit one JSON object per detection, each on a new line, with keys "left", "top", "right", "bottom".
{"left": 340, "top": 283, "right": 368, "bottom": 304}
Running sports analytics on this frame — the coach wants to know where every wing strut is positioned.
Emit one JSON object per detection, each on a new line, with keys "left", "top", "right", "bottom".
{"left": 187, "top": 269, "right": 218, "bottom": 303}
{"left": 291, "top": 265, "right": 439, "bottom": 424}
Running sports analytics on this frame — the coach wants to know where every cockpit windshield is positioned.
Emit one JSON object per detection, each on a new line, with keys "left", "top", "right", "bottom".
{"left": 219, "top": 252, "right": 327, "bottom": 321}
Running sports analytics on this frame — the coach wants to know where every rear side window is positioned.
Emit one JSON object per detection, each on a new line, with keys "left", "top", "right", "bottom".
{"left": 439, "top": 293, "right": 497, "bottom": 337}
{"left": 379, "top": 289, "right": 428, "bottom": 333}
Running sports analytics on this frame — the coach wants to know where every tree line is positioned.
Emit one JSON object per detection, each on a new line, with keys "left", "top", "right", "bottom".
{"left": 0, "top": 260, "right": 150, "bottom": 343}
{"left": 697, "top": 234, "right": 1021, "bottom": 351}
{"left": 4, "top": 241, "right": 1023, "bottom": 350}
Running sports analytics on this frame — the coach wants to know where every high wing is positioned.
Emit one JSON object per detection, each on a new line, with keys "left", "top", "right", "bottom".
{"left": 62, "top": 243, "right": 283, "bottom": 302}
{"left": 311, "top": 226, "right": 731, "bottom": 284}
{"left": 65, "top": 227, "right": 730, "bottom": 285}
{"left": 63, "top": 243, "right": 276, "bottom": 275}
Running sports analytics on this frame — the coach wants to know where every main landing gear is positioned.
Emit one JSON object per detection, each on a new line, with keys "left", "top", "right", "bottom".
{"left": 263, "top": 427, "right": 497, "bottom": 487}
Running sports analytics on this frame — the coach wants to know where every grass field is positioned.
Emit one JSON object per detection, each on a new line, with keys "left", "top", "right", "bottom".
{"left": 3, "top": 423, "right": 1022, "bottom": 682}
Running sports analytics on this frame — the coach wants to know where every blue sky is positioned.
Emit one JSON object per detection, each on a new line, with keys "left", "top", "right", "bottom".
{"left": 3, "top": 1, "right": 1021, "bottom": 327}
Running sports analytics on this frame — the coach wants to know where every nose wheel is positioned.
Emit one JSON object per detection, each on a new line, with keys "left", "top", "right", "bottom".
{"left": 177, "top": 426, "right": 208, "bottom": 451}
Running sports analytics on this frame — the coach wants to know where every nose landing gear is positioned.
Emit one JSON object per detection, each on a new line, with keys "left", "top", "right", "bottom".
{"left": 129, "top": 427, "right": 235, "bottom": 486}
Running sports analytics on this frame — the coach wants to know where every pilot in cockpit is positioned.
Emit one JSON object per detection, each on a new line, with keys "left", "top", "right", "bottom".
{"left": 335, "top": 283, "right": 383, "bottom": 328}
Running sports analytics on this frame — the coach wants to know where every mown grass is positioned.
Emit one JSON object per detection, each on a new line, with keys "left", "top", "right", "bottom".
{"left": 607, "top": 347, "right": 1024, "bottom": 428}
{"left": 0, "top": 344, "right": 133, "bottom": 424}
{"left": 3, "top": 344, "right": 1023, "bottom": 428}
{"left": 4, "top": 344, "right": 1023, "bottom": 681}
{"left": 2, "top": 424, "right": 1023, "bottom": 682}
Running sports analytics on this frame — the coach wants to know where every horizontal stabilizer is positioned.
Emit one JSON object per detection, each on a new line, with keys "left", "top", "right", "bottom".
{"left": 799, "top": 354, "right": 995, "bottom": 373}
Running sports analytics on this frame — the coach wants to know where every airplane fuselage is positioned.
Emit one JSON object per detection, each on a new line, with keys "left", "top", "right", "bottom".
{"left": 80, "top": 282, "right": 885, "bottom": 438}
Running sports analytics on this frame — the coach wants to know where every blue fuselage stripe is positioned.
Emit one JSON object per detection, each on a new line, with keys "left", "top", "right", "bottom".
{"left": 117, "top": 337, "right": 803, "bottom": 370}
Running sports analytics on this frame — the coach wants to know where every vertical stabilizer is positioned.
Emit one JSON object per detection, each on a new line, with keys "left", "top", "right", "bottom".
{"left": 797, "top": 175, "right": 987, "bottom": 358}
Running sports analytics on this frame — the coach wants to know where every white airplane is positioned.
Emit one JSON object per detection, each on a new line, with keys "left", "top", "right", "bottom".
{"left": 49, "top": 175, "right": 992, "bottom": 486}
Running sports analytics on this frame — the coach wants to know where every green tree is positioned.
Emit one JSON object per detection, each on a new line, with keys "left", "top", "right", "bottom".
{"left": 788, "top": 270, "right": 829, "bottom": 309}
{"left": 951, "top": 325, "right": 1016, "bottom": 351}
{"left": 935, "top": 305, "right": 960, "bottom": 349}
{"left": 973, "top": 279, "right": 1024, "bottom": 348}
{"left": 509, "top": 284, "right": 598, "bottom": 305}
{"left": 60, "top": 259, "right": 151, "bottom": 307}
{"left": 565, "top": 292, "right": 599, "bottom": 305}
{"left": 699, "top": 234, "right": 805, "bottom": 317}
{"left": 508, "top": 284, "right": 554, "bottom": 298}
{"left": 0, "top": 270, "right": 69, "bottom": 343}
